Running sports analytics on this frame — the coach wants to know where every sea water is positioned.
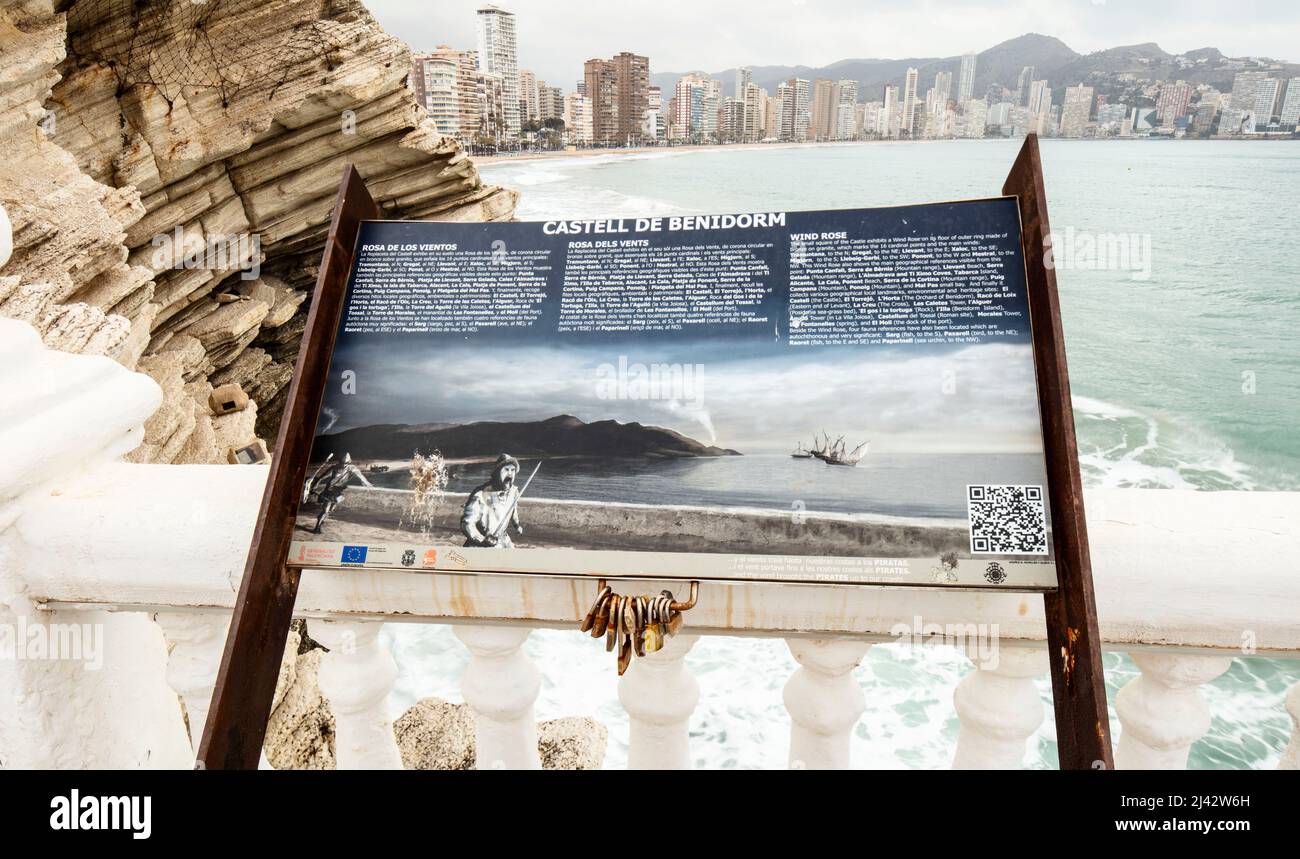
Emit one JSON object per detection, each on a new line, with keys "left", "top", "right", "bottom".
{"left": 381, "top": 141, "right": 1300, "bottom": 769}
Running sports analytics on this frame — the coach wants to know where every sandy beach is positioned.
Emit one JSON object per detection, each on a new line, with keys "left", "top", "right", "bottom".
{"left": 472, "top": 138, "right": 888, "bottom": 166}
{"left": 295, "top": 486, "right": 972, "bottom": 557}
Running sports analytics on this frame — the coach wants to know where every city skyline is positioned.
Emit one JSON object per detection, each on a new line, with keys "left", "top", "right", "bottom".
{"left": 404, "top": 5, "right": 1300, "bottom": 148}
{"left": 368, "top": 0, "right": 1299, "bottom": 87}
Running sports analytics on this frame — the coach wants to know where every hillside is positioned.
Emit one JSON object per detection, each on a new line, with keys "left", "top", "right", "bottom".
{"left": 312, "top": 414, "right": 741, "bottom": 461}
{"left": 650, "top": 32, "right": 1297, "bottom": 103}
{"left": 650, "top": 34, "right": 1076, "bottom": 100}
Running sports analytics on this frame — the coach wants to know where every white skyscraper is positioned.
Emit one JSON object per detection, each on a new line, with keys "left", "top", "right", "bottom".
{"left": 1280, "top": 78, "right": 1300, "bottom": 129}
{"left": 1253, "top": 78, "right": 1281, "bottom": 129}
{"left": 881, "top": 83, "right": 898, "bottom": 138}
{"left": 901, "top": 67, "right": 919, "bottom": 136}
{"left": 735, "top": 67, "right": 752, "bottom": 101}
{"left": 957, "top": 53, "right": 977, "bottom": 104}
{"left": 476, "top": 5, "right": 520, "bottom": 137}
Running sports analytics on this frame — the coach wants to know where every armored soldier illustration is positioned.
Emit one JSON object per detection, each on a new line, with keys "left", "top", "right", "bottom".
{"left": 305, "top": 452, "right": 372, "bottom": 534}
{"left": 461, "top": 454, "right": 528, "bottom": 548}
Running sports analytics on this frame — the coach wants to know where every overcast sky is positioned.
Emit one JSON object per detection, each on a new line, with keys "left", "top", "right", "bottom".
{"left": 366, "top": 0, "right": 1297, "bottom": 86}
{"left": 324, "top": 339, "right": 1043, "bottom": 454}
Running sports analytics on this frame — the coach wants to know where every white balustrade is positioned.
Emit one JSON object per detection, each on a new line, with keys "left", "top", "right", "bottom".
{"left": 952, "top": 643, "right": 1050, "bottom": 769}
{"left": 1115, "top": 652, "right": 1234, "bottom": 770}
{"left": 313, "top": 620, "right": 402, "bottom": 769}
{"left": 618, "top": 633, "right": 700, "bottom": 769}
{"left": 154, "top": 611, "right": 229, "bottom": 755}
{"left": 783, "top": 638, "right": 872, "bottom": 769}
{"left": 455, "top": 625, "right": 541, "bottom": 769}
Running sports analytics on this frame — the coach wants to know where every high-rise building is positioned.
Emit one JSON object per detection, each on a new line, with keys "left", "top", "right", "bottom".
{"left": 564, "top": 92, "right": 593, "bottom": 143}
{"left": 476, "top": 5, "right": 520, "bottom": 137}
{"left": 957, "top": 53, "right": 977, "bottom": 104}
{"left": 763, "top": 92, "right": 780, "bottom": 139}
{"left": 720, "top": 97, "right": 746, "bottom": 142}
{"left": 1096, "top": 102, "right": 1128, "bottom": 127}
{"left": 735, "top": 67, "right": 752, "bottom": 101}
{"left": 775, "top": 82, "right": 792, "bottom": 140}
{"left": 1156, "top": 81, "right": 1191, "bottom": 125}
{"left": 583, "top": 58, "right": 618, "bottom": 143}
{"left": 787, "top": 77, "right": 811, "bottom": 141}
{"left": 836, "top": 80, "right": 859, "bottom": 140}
{"left": 1191, "top": 101, "right": 1218, "bottom": 135}
{"left": 537, "top": 82, "right": 564, "bottom": 122}
{"left": 519, "top": 69, "right": 539, "bottom": 124}
{"left": 411, "top": 53, "right": 461, "bottom": 137}
{"left": 1059, "top": 85, "right": 1094, "bottom": 137}
{"left": 1280, "top": 78, "right": 1300, "bottom": 129}
{"left": 1017, "top": 66, "right": 1036, "bottom": 106}
{"left": 881, "top": 84, "right": 898, "bottom": 138}
{"left": 477, "top": 71, "right": 506, "bottom": 140}
{"left": 986, "top": 101, "right": 1012, "bottom": 128}
{"left": 673, "top": 75, "right": 701, "bottom": 139}
{"left": 410, "top": 46, "right": 483, "bottom": 142}
{"left": 810, "top": 78, "right": 838, "bottom": 140}
{"left": 1253, "top": 78, "right": 1281, "bottom": 129}
{"left": 1027, "top": 79, "right": 1051, "bottom": 117}
{"left": 901, "top": 67, "right": 919, "bottom": 136}
{"left": 933, "top": 71, "right": 952, "bottom": 106}
{"left": 960, "top": 98, "right": 987, "bottom": 138}
{"left": 743, "top": 82, "right": 767, "bottom": 142}
{"left": 1228, "top": 71, "right": 1267, "bottom": 111}
{"left": 673, "top": 73, "right": 722, "bottom": 140}
{"left": 613, "top": 52, "right": 650, "bottom": 143}
{"left": 910, "top": 100, "right": 927, "bottom": 138}
{"left": 584, "top": 52, "right": 651, "bottom": 145}
{"left": 645, "top": 85, "right": 664, "bottom": 140}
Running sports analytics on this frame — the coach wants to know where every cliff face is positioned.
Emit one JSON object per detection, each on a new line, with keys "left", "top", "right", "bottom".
{"left": 0, "top": 0, "right": 518, "bottom": 463}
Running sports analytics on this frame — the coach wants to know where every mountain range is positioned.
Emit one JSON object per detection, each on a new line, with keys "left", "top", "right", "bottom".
{"left": 650, "top": 33, "right": 1300, "bottom": 103}
{"left": 312, "top": 414, "right": 741, "bottom": 461}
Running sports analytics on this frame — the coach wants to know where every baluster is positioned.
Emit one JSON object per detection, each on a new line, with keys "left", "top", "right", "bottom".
{"left": 1278, "top": 681, "right": 1300, "bottom": 770}
{"left": 313, "top": 620, "right": 402, "bottom": 769}
{"left": 783, "top": 638, "right": 871, "bottom": 769}
{"left": 153, "top": 611, "right": 228, "bottom": 757}
{"left": 952, "top": 643, "right": 1050, "bottom": 769}
{"left": 455, "top": 625, "right": 541, "bottom": 769}
{"left": 1115, "top": 652, "right": 1233, "bottom": 770}
{"left": 619, "top": 633, "right": 700, "bottom": 769}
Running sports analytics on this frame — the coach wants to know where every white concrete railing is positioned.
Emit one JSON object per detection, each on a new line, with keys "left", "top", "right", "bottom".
{"left": 2, "top": 314, "right": 1299, "bottom": 770}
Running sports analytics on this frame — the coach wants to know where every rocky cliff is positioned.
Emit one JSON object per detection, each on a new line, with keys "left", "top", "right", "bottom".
{"left": 0, "top": 0, "right": 517, "bottom": 463}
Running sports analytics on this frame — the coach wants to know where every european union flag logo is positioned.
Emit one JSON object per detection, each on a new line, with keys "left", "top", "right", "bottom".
{"left": 341, "top": 545, "right": 368, "bottom": 565}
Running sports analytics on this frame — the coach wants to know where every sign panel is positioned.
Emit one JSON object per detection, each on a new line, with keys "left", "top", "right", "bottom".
{"left": 288, "top": 198, "right": 1057, "bottom": 588}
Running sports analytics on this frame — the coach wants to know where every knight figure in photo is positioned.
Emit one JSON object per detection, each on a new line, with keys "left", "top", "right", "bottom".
{"left": 304, "top": 452, "right": 372, "bottom": 534}
{"left": 461, "top": 453, "right": 526, "bottom": 548}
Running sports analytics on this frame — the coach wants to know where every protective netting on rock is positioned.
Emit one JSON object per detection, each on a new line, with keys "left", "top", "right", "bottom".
{"left": 66, "top": 0, "right": 372, "bottom": 105}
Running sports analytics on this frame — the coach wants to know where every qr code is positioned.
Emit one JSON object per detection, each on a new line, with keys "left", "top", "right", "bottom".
{"left": 967, "top": 485, "right": 1048, "bottom": 555}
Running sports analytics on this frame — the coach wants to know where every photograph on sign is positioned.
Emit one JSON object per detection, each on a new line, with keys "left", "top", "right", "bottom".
{"left": 288, "top": 198, "right": 1057, "bottom": 588}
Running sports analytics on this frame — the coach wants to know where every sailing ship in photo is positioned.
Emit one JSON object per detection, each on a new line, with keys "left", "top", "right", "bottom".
{"left": 799, "top": 431, "right": 870, "bottom": 467}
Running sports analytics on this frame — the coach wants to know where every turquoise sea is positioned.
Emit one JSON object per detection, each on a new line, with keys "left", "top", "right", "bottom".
{"left": 381, "top": 140, "right": 1300, "bottom": 769}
